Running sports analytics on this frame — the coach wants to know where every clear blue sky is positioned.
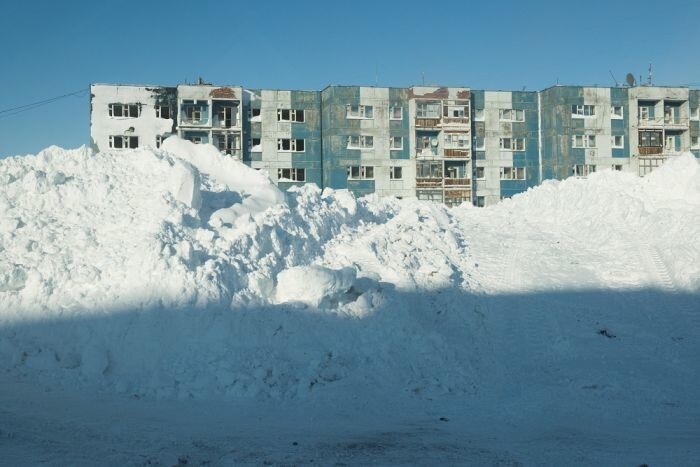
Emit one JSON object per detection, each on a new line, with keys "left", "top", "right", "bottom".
{"left": 1, "top": 0, "right": 699, "bottom": 157}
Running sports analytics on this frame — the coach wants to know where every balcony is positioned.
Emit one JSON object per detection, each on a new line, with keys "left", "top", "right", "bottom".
{"left": 444, "top": 177, "right": 471, "bottom": 187}
{"left": 443, "top": 148, "right": 470, "bottom": 159}
{"left": 416, "top": 177, "right": 443, "bottom": 188}
{"left": 441, "top": 116, "right": 470, "bottom": 127}
{"left": 415, "top": 117, "right": 441, "bottom": 128}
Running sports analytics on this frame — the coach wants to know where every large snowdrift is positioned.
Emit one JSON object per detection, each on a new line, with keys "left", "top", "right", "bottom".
{"left": 1, "top": 139, "right": 699, "bottom": 402}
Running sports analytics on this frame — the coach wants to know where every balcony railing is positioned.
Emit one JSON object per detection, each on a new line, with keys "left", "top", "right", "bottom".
{"left": 416, "top": 177, "right": 443, "bottom": 188}
{"left": 442, "top": 116, "right": 470, "bottom": 125}
{"left": 444, "top": 178, "right": 471, "bottom": 187}
{"left": 443, "top": 148, "right": 470, "bottom": 158}
{"left": 415, "top": 117, "right": 441, "bottom": 128}
{"left": 638, "top": 116, "right": 689, "bottom": 128}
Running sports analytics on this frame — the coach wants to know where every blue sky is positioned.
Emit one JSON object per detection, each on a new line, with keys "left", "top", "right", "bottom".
{"left": 1, "top": 0, "right": 699, "bottom": 156}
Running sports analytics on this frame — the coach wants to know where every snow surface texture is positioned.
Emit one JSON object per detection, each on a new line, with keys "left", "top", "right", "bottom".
{"left": 0, "top": 139, "right": 699, "bottom": 404}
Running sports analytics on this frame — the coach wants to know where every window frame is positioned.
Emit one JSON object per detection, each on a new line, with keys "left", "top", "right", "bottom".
{"left": 108, "top": 103, "right": 141, "bottom": 118}
{"left": 346, "top": 104, "right": 374, "bottom": 119}
{"left": 277, "top": 138, "right": 306, "bottom": 152}
{"left": 389, "top": 166, "right": 403, "bottom": 180}
{"left": 499, "top": 166, "right": 526, "bottom": 180}
{"left": 571, "top": 104, "right": 596, "bottom": 118}
{"left": 108, "top": 135, "right": 139, "bottom": 149}
{"left": 347, "top": 165, "right": 375, "bottom": 180}
{"left": 277, "top": 167, "right": 306, "bottom": 182}
{"left": 347, "top": 135, "right": 374, "bottom": 149}
{"left": 390, "top": 136, "right": 403, "bottom": 150}
{"left": 390, "top": 106, "right": 403, "bottom": 120}
{"left": 277, "top": 108, "right": 305, "bottom": 123}
{"left": 611, "top": 105, "right": 624, "bottom": 119}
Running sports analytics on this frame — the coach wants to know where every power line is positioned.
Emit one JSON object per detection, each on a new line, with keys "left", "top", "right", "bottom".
{"left": 0, "top": 87, "right": 88, "bottom": 120}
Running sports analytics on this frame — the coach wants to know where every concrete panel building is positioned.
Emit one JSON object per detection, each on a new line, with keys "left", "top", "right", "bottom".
{"left": 90, "top": 81, "right": 700, "bottom": 207}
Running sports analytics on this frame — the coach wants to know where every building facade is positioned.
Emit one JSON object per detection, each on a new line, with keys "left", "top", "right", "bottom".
{"left": 90, "top": 82, "right": 700, "bottom": 206}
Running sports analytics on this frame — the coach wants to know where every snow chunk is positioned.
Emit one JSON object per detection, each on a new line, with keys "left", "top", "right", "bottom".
{"left": 275, "top": 265, "right": 357, "bottom": 307}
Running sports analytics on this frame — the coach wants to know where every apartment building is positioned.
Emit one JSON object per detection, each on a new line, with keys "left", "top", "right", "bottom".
{"left": 90, "top": 82, "right": 700, "bottom": 207}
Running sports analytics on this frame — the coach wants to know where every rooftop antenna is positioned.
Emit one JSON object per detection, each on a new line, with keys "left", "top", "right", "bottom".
{"left": 609, "top": 70, "right": 619, "bottom": 87}
{"left": 421, "top": 72, "right": 425, "bottom": 86}
{"left": 625, "top": 73, "right": 636, "bottom": 87}
{"left": 648, "top": 63, "right": 653, "bottom": 86}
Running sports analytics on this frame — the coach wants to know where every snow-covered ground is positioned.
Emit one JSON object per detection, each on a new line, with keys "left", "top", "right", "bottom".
{"left": 1, "top": 138, "right": 699, "bottom": 465}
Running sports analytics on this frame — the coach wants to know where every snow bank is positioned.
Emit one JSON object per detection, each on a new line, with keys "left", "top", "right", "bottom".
{"left": 1, "top": 141, "right": 699, "bottom": 400}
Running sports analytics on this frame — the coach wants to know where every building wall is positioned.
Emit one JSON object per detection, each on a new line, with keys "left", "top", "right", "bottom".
{"left": 472, "top": 90, "right": 539, "bottom": 206}
{"left": 321, "top": 86, "right": 413, "bottom": 198}
{"left": 90, "top": 84, "right": 176, "bottom": 152}
{"left": 245, "top": 90, "right": 323, "bottom": 189}
{"left": 90, "top": 82, "right": 700, "bottom": 206}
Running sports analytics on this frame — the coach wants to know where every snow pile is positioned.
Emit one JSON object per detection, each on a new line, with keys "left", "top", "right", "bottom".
{"left": 0, "top": 140, "right": 699, "bottom": 401}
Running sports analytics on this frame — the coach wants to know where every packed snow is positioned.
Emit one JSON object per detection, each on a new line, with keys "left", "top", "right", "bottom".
{"left": 1, "top": 138, "right": 699, "bottom": 465}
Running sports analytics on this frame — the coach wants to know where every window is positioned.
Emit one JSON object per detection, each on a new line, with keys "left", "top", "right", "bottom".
{"left": 390, "top": 136, "right": 403, "bottom": 150}
{"left": 347, "top": 165, "right": 374, "bottom": 179}
{"left": 109, "top": 135, "right": 138, "bottom": 149}
{"left": 612, "top": 135, "right": 624, "bottom": 148}
{"left": 499, "top": 138, "right": 525, "bottom": 151}
{"left": 185, "top": 105, "right": 203, "bottom": 122}
{"left": 475, "top": 137, "right": 485, "bottom": 150}
{"left": 249, "top": 108, "right": 261, "bottom": 119}
{"left": 571, "top": 104, "right": 595, "bottom": 117}
{"left": 572, "top": 134, "right": 597, "bottom": 148}
{"left": 691, "top": 136, "right": 699, "bottom": 149}
{"left": 639, "top": 106, "right": 651, "bottom": 120}
{"left": 612, "top": 164, "right": 623, "bottom": 171}
{"left": 347, "top": 135, "right": 374, "bottom": 149}
{"left": 611, "top": 106, "right": 623, "bottom": 119}
{"left": 573, "top": 164, "right": 596, "bottom": 176}
{"left": 691, "top": 107, "right": 699, "bottom": 120}
{"left": 476, "top": 166, "right": 485, "bottom": 180}
{"left": 390, "top": 106, "right": 403, "bottom": 120}
{"left": 277, "top": 109, "right": 305, "bottom": 123}
{"left": 499, "top": 167, "right": 526, "bottom": 180}
{"left": 476, "top": 196, "right": 485, "bottom": 207}
{"left": 155, "top": 105, "right": 171, "bottom": 119}
{"left": 109, "top": 103, "right": 140, "bottom": 118}
{"left": 499, "top": 109, "right": 525, "bottom": 122}
{"left": 416, "top": 102, "right": 441, "bottom": 118}
{"left": 156, "top": 135, "right": 167, "bottom": 148}
{"left": 277, "top": 168, "right": 306, "bottom": 182}
{"left": 277, "top": 138, "right": 305, "bottom": 151}
{"left": 346, "top": 105, "right": 373, "bottom": 119}
{"left": 187, "top": 135, "right": 203, "bottom": 144}
{"left": 474, "top": 109, "right": 484, "bottom": 121}
{"left": 444, "top": 133, "right": 469, "bottom": 148}
{"left": 390, "top": 166, "right": 403, "bottom": 180}
{"left": 250, "top": 137, "right": 261, "bottom": 150}
{"left": 416, "top": 161, "right": 442, "bottom": 178}
{"left": 639, "top": 131, "right": 662, "bottom": 147}
{"left": 443, "top": 102, "right": 469, "bottom": 118}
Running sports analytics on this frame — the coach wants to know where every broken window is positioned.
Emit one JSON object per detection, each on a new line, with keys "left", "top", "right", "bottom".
{"left": 250, "top": 138, "right": 261, "bottom": 151}
{"left": 611, "top": 106, "right": 623, "bottom": 119}
{"left": 443, "top": 101, "right": 469, "bottom": 118}
{"left": 156, "top": 105, "right": 171, "bottom": 119}
{"left": 572, "top": 104, "right": 595, "bottom": 117}
{"left": 108, "top": 135, "right": 138, "bottom": 149}
{"left": 499, "top": 138, "right": 525, "bottom": 150}
{"left": 390, "top": 106, "right": 403, "bottom": 120}
{"left": 156, "top": 135, "right": 167, "bottom": 148}
{"left": 249, "top": 108, "right": 261, "bottom": 119}
{"left": 573, "top": 164, "right": 596, "bottom": 177}
{"left": 416, "top": 161, "right": 442, "bottom": 178}
{"left": 612, "top": 164, "right": 623, "bottom": 171}
{"left": 474, "top": 109, "right": 485, "bottom": 121}
{"left": 390, "top": 136, "right": 403, "bottom": 149}
{"left": 185, "top": 105, "right": 203, "bottom": 122}
{"left": 347, "top": 165, "right": 374, "bottom": 180}
{"left": 109, "top": 103, "right": 141, "bottom": 118}
{"left": 277, "top": 168, "right": 306, "bottom": 182}
{"left": 390, "top": 166, "right": 403, "bottom": 180}
{"left": 691, "top": 107, "right": 699, "bottom": 120}
{"left": 347, "top": 135, "right": 373, "bottom": 149}
{"left": 692, "top": 136, "right": 699, "bottom": 148}
{"left": 444, "top": 133, "right": 469, "bottom": 148}
{"left": 277, "top": 138, "right": 305, "bottom": 151}
{"left": 416, "top": 102, "right": 441, "bottom": 118}
{"left": 476, "top": 167, "right": 485, "bottom": 179}
{"left": 499, "top": 167, "right": 526, "bottom": 180}
{"left": 612, "top": 135, "right": 624, "bottom": 148}
{"left": 476, "top": 196, "right": 485, "bottom": 207}
{"left": 217, "top": 107, "right": 235, "bottom": 127}
{"left": 277, "top": 109, "right": 305, "bottom": 122}
{"left": 572, "top": 134, "right": 596, "bottom": 148}
{"left": 346, "top": 105, "right": 373, "bottom": 119}
{"left": 187, "top": 135, "right": 203, "bottom": 144}
{"left": 475, "top": 137, "right": 485, "bottom": 150}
